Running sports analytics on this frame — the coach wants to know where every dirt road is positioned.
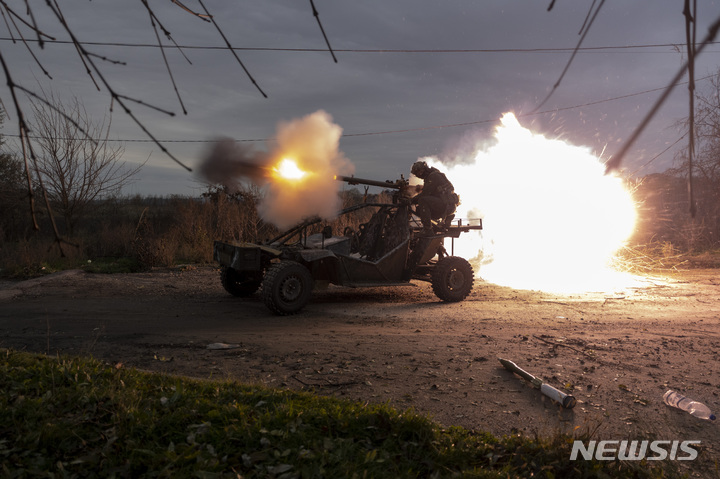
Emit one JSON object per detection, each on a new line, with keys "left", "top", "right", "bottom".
{"left": 1, "top": 266, "right": 719, "bottom": 472}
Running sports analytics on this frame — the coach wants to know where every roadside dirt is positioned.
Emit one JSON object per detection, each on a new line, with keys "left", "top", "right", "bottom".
{"left": 1, "top": 266, "right": 719, "bottom": 474}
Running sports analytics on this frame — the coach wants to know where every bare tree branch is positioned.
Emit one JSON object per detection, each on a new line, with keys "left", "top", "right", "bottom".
{"left": 171, "top": 0, "right": 211, "bottom": 22}
{"left": 22, "top": 0, "right": 45, "bottom": 48}
{"left": 196, "top": 0, "right": 268, "bottom": 99}
{"left": 42, "top": 0, "right": 192, "bottom": 171}
{"left": 0, "top": 1, "right": 342, "bottom": 239}
{"left": 140, "top": 0, "right": 188, "bottom": 114}
{"left": 605, "top": 14, "right": 720, "bottom": 173}
{"left": 0, "top": 2, "right": 53, "bottom": 78}
{"left": 15, "top": 83, "right": 98, "bottom": 145}
{"left": 532, "top": 0, "right": 606, "bottom": 113}
{"left": 309, "top": 0, "right": 337, "bottom": 63}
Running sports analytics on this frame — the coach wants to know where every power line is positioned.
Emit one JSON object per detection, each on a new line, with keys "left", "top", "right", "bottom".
{"left": 11, "top": 76, "right": 709, "bottom": 144}
{"left": 0, "top": 36, "right": 714, "bottom": 54}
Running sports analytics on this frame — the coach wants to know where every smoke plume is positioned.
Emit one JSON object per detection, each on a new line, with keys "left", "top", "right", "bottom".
{"left": 198, "top": 110, "right": 354, "bottom": 230}
{"left": 259, "top": 110, "right": 354, "bottom": 230}
{"left": 197, "top": 138, "right": 269, "bottom": 191}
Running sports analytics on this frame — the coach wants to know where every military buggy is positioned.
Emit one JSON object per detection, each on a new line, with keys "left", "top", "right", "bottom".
{"left": 213, "top": 176, "right": 482, "bottom": 315}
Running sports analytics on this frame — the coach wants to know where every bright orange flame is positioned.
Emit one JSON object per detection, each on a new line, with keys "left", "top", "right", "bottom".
{"left": 273, "top": 158, "right": 308, "bottom": 181}
{"left": 431, "top": 112, "right": 640, "bottom": 294}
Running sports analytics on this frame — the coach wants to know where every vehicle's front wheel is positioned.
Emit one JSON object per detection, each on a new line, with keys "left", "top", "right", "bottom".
{"left": 261, "top": 261, "right": 313, "bottom": 315}
{"left": 431, "top": 256, "right": 474, "bottom": 302}
{"left": 220, "top": 266, "right": 262, "bottom": 297}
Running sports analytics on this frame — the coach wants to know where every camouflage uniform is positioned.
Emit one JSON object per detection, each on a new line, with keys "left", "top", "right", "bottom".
{"left": 411, "top": 161, "right": 459, "bottom": 232}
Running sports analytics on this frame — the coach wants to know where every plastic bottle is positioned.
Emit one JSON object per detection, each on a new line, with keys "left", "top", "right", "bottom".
{"left": 663, "top": 390, "right": 716, "bottom": 421}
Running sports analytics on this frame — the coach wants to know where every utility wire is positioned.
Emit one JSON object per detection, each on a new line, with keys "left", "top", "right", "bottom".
{"left": 9, "top": 75, "right": 712, "bottom": 144}
{"left": 604, "top": 14, "right": 720, "bottom": 173}
{"left": 628, "top": 134, "right": 686, "bottom": 178}
{"left": 1, "top": 36, "right": 716, "bottom": 53}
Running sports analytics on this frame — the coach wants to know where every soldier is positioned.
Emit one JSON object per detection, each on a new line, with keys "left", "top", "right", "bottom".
{"left": 410, "top": 160, "right": 459, "bottom": 234}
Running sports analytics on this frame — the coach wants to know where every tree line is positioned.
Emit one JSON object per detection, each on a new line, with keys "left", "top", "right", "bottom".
{"left": 3, "top": 70, "right": 720, "bottom": 275}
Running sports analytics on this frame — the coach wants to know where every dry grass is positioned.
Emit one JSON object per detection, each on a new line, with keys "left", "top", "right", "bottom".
{"left": 4, "top": 181, "right": 720, "bottom": 278}
{"left": 612, "top": 243, "right": 690, "bottom": 274}
{"left": 0, "top": 187, "right": 386, "bottom": 276}
{"left": 613, "top": 241, "right": 720, "bottom": 275}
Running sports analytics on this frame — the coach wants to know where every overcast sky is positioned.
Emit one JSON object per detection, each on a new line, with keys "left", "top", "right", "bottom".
{"left": 2, "top": 1, "right": 719, "bottom": 196}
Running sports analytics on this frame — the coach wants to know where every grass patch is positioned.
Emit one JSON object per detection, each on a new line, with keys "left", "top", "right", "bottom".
{"left": 0, "top": 350, "right": 682, "bottom": 478}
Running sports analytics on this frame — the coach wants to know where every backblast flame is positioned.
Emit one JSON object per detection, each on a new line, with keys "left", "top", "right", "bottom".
{"left": 429, "top": 112, "right": 639, "bottom": 294}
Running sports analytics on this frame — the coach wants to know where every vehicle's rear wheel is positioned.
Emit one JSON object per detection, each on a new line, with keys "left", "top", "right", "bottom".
{"left": 261, "top": 261, "right": 313, "bottom": 315}
{"left": 220, "top": 266, "right": 262, "bottom": 297}
{"left": 431, "top": 256, "right": 474, "bottom": 302}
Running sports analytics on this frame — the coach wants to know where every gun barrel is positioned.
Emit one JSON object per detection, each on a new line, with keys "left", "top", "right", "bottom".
{"left": 335, "top": 175, "right": 403, "bottom": 190}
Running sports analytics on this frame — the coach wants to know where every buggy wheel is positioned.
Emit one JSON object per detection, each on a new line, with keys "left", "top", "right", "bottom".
{"left": 220, "top": 266, "right": 262, "bottom": 297}
{"left": 261, "top": 261, "right": 313, "bottom": 315}
{"left": 431, "top": 256, "right": 474, "bottom": 302}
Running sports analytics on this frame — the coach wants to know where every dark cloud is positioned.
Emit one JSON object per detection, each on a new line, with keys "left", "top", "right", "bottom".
{"left": 1, "top": 1, "right": 718, "bottom": 194}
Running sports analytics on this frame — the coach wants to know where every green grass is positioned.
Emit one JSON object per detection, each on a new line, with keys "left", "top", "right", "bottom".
{"left": 0, "top": 350, "right": 682, "bottom": 478}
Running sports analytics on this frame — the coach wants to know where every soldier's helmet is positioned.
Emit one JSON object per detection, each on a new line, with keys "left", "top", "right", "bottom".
{"left": 411, "top": 160, "right": 429, "bottom": 178}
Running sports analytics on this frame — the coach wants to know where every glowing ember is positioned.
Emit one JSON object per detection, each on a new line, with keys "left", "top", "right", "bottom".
{"left": 429, "top": 112, "right": 639, "bottom": 294}
{"left": 273, "top": 158, "right": 308, "bottom": 181}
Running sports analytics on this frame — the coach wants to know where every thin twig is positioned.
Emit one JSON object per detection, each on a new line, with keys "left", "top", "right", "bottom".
{"left": 309, "top": 0, "right": 337, "bottom": 63}
{"left": 171, "top": 0, "right": 211, "bottom": 22}
{"left": 48, "top": 0, "right": 99, "bottom": 90}
{"left": 115, "top": 94, "right": 175, "bottom": 116}
{"left": 86, "top": 51, "right": 127, "bottom": 66}
{"left": 577, "top": 0, "right": 597, "bottom": 35}
{"left": 20, "top": 0, "right": 44, "bottom": 47}
{"left": 532, "top": 0, "right": 606, "bottom": 113}
{"left": 43, "top": 0, "right": 192, "bottom": 171}
{"left": 141, "top": 0, "right": 188, "bottom": 114}
{"left": 0, "top": 2, "right": 53, "bottom": 40}
{"left": 196, "top": 0, "right": 267, "bottom": 98}
{"left": 0, "top": 4, "right": 52, "bottom": 78}
{"left": 15, "top": 84, "right": 98, "bottom": 145}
